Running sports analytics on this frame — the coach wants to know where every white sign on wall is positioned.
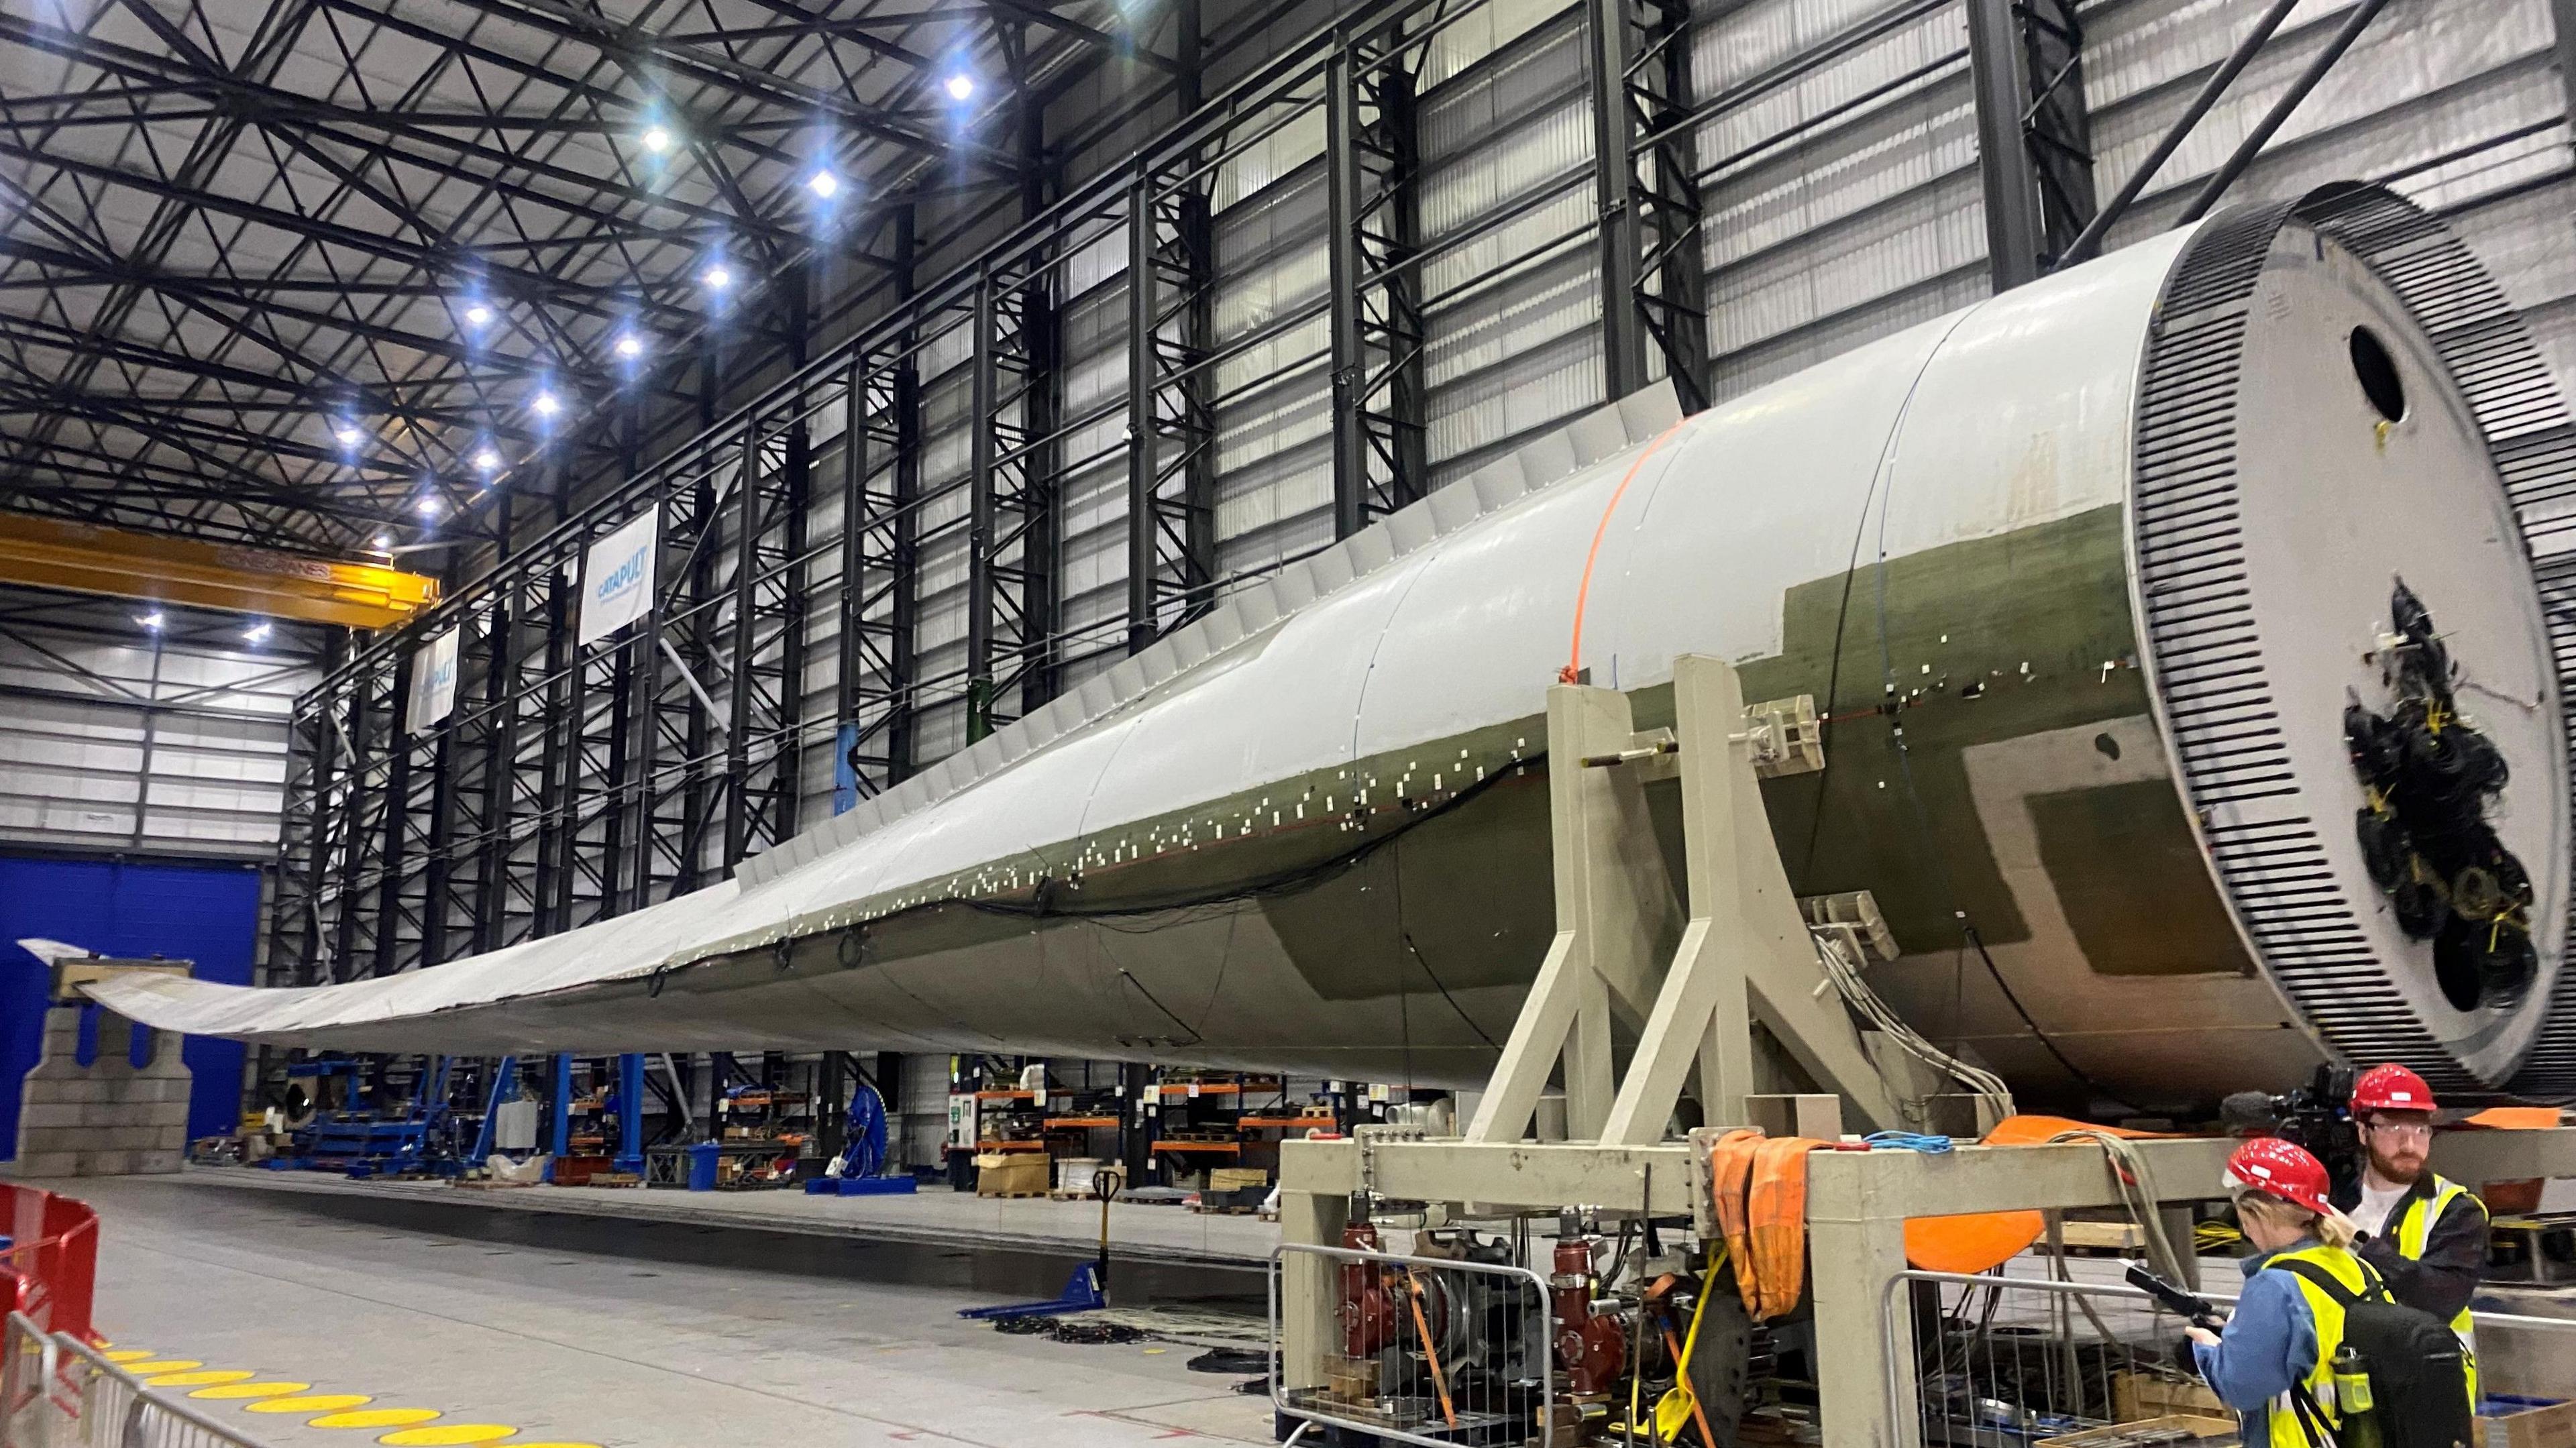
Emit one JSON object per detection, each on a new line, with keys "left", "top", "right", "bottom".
{"left": 578, "top": 506, "right": 659, "bottom": 647}
{"left": 407, "top": 626, "right": 460, "bottom": 732}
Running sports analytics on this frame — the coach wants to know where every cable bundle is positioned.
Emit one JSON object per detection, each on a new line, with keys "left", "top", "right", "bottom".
{"left": 2345, "top": 579, "right": 2536, "bottom": 1009}
{"left": 1812, "top": 930, "right": 2015, "bottom": 1125}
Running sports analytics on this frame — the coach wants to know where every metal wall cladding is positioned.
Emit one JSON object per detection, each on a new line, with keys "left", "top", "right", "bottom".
{"left": 1691, "top": 0, "right": 1986, "bottom": 402}
{"left": 0, "top": 596, "right": 312, "bottom": 857}
{"left": 1055, "top": 225, "right": 1142, "bottom": 698}
{"left": 1212, "top": 133, "right": 1336, "bottom": 581}
{"left": 2083, "top": 0, "right": 2576, "bottom": 412}
{"left": 1418, "top": 11, "right": 1606, "bottom": 481}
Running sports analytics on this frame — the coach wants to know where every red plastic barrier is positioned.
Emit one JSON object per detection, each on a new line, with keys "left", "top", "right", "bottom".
{"left": 1, "top": 1184, "right": 99, "bottom": 1343}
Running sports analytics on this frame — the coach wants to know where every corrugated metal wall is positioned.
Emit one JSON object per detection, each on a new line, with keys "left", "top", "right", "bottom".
{"left": 605, "top": 0, "right": 2576, "bottom": 869}
{"left": 0, "top": 591, "right": 318, "bottom": 859}
{"left": 1419, "top": 8, "right": 1608, "bottom": 479}
{"left": 2084, "top": 0, "right": 2575, "bottom": 404}
{"left": 1693, "top": 0, "right": 1986, "bottom": 402}
{"left": 1209, "top": 117, "right": 1338, "bottom": 581}
{"left": 1684, "top": 0, "right": 2573, "bottom": 408}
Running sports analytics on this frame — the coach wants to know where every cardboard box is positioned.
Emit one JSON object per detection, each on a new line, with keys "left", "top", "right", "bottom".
{"left": 2481, "top": 1397, "right": 2576, "bottom": 1448}
{"left": 975, "top": 1152, "right": 1049, "bottom": 1196}
{"left": 2037, "top": 1414, "right": 2235, "bottom": 1447}
{"left": 1325, "top": 1357, "right": 1381, "bottom": 1403}
{"left": 1209, "top": 1167, "right": 1270, "bottom": 1192}
{"left": 2116, "top": 1371, "right": 2229, "bottom": 1422}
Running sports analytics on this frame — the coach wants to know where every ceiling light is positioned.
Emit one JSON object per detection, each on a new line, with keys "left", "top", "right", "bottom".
{"left": 641, "top": 125, "right": 673, "bottom": 154}
{"left": 418, "top": 497, "right": 443, "bottom": 517}
{"left": 372, "top": 533, "right": 392, "bottom": 551}
{"left": 945, "top": 73, "right": 974, "bottom": 101}
{"left": 614, "top": 333, "right": 645, "bottom": 360}
{"left": 532, "top": 391, "right": 560, "bottom": 417}
{"left": 137, "top": 611, "right": 164, "bottom": 631}
{"left": 464, "top": 303, "right": 493, "bottom": 327}
{"left": 244, "top": 622, "right": 272, "bottom": 643}
{"left": 333, "top": 424, "right": 364, "bottom": 447}
{"left": 806, "top": 169, "right": 840, "bottom": 200}
{"left": 701, "top": 264, "right": 734, "bottom": 292}
{"left": 474, "top": 448, "right": 501, "bottom": 471}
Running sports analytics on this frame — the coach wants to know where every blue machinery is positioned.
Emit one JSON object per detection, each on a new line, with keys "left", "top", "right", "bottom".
{"left": 803, "top": 1079, "right": 916, "bottom": 1197}
{"left": 262, "top": 1058, "right": 448, "bottom": 1177}
{"left": 264, "top": 1053, "right": 650, "bottom": 1180}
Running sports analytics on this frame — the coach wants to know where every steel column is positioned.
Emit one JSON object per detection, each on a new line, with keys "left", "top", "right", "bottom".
{"left": 1595, "top": 0, "right": 1710, "bottom": 410}
{"left": 1325, "top": 27, "right": 1429, "bottom": 540}
{"left": 1588, "top": 0, "right": 1645, "bottom": 398}
{"left": 1968, "top": 0, "right": 2094, "bottom": 290}
{"left": 2557, "top": 0, "right": 2576, "bottom": 156}
{"left": 614, "top": 1052, "right": 645, "bottom": 1174}
{"left": 368, "top": 655, "right": 412, "bottom": 979}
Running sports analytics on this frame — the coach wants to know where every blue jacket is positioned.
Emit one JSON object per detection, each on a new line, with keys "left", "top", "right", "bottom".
{"left": 2192, "top": 1239, "right": 2323, "bottom": 1413}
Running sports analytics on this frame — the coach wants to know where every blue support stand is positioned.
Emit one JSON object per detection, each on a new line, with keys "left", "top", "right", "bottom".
{"left": 468, "top": 1055, "right": 519, "bottom": 1166}
{"left": 545, "top": 1054, "right": 572, "bottom": 1180}
{"left": 612, "top": 1052, "right": 645, "bottom": 1174}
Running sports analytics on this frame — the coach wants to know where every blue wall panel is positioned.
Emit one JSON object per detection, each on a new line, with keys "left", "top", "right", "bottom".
{"left": 1, "top": 856, "right": 262, "bottom": 1158}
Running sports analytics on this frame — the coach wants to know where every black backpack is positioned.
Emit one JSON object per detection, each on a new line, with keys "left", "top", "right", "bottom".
{"left": 2276, "top": 1258, "right": 2475, "bottom": 1448}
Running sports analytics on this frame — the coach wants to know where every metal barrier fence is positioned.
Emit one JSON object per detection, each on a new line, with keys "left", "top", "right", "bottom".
{"left": 1886, "top": 1266, "right": 2211, "bottom": 1446}
{"left": 1882, "top": 1264, "right": 2576, "bottom": 1447}
{"left": 1, "top": 1315, "right": 272, "bottom": 1448}
{"left": 3, "top": 1186, "right": 101, "bottom": 1343}
{"left": 1271, "top": 1241, "right": 1557, "bottom": 1448}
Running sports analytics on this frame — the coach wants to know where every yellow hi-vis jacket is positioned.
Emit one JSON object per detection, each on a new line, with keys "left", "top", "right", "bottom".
{"left": 2263, "top": 1243, "right": 2374, "bottom": 1448}
{"left": 2385, "top": 1172, "right": 2482, "bottom": 1401}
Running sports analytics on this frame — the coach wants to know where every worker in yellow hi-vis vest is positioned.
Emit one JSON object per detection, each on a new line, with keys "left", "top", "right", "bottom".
{"left": 2336, "top": 1063, "right": 2486, "bottom": 1400}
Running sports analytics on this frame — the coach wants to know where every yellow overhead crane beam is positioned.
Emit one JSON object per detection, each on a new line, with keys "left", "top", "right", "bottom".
{"left": 0, "top": 512, "right": 439, "bottom": 629}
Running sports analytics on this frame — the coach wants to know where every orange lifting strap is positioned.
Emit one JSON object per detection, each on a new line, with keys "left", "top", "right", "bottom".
{"left": 1705, "top": 1129, "right": 1829, "bottom": 1321}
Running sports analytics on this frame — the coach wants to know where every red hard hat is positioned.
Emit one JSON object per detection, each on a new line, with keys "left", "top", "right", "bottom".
{"left": 2351, "top": 1063, "right": 2436, "bottom": 1115}
{"left": 2225, "top": 1137, "right": 2334, "bottom": 1216}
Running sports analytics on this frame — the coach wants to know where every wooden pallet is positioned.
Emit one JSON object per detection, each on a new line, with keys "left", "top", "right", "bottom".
{"left": 978, "top": 1189, "right": 1051, "bottom": 1199}
{"left": 584, "top": 1172, "right": 643, "bottom": 1188}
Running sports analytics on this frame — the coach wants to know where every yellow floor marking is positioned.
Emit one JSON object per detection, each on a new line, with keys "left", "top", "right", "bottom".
{"left": 503, "top": 1443, "right": 604, "bottom": 1447}
{"left": 377, "top": 1426, "right": 517, "bottom": 1445}
{"left": 248, "top": 1394, "right": 373, "bottom": 1414}
{"left": 191, "top": 1382, "right": 311, "bottom": 1400}
{"left": 148, "top": 1369, "right": 256, "bottom": 1388}
{"left": 101, "top": 1349, "right": 154, "bottom": 1363}
{"left": 310, "top": 1408, "right": 441, "bottom": 1430}
{"left": 125, "top": 1359, "right": 201, "bottom": 1373}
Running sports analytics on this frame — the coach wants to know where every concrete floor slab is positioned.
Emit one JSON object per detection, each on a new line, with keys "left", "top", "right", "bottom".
{"left": 50, "top": 1173, "right": 1277, "bottom": 1448}
{"left": 180, "top": 1164, "right": 1280, "bottom": 1268}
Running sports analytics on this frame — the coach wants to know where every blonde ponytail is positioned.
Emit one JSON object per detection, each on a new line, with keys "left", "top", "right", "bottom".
{"left": 2312, "top": 1205, "right": 2359, "bottom": 1250}
{"left": 2239, "top": 1192, "right": 2358, "bottom": 1249}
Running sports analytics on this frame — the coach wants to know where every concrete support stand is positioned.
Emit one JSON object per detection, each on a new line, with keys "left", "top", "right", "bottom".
{"left": 12, "top": 1005, "right": 192, "bottom": 1177}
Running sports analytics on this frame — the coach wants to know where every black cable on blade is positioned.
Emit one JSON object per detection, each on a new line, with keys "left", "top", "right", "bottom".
{"left": 1405, "top": 930, "right": 1502, "bottom": 1053}
{"left": 1964, "top": 924, "right": 2137, "bottom": 1111}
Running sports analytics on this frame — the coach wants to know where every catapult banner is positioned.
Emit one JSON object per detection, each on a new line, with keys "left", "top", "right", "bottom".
{"left": 578, "top": 505, "right": 658, "bottom": 648}
{"left": 406, "top": 625, "right": 460, "bottom": 732}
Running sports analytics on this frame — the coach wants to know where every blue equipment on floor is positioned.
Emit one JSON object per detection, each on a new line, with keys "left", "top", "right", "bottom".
{"left": 804, "top": 1080, "right": 916, "bottom": 1196}
{"left": 956, "top": 1262, "right": 1108, "bottom": 1321}
{"left": 958, "top": 1165, "right": 1123, "bottom": 1321}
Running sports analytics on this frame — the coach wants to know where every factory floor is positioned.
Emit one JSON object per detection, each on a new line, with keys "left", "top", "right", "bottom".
{"left": 62, "top": 1172, "right": 1277, "bottom": 1448}
{"left": 181, "top": 1162, "right": 1281, "bottom": 1265}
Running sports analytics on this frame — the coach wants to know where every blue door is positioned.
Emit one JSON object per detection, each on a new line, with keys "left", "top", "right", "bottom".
{"left": 1, "top": 856, "right": 263, "bottom": 1159}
